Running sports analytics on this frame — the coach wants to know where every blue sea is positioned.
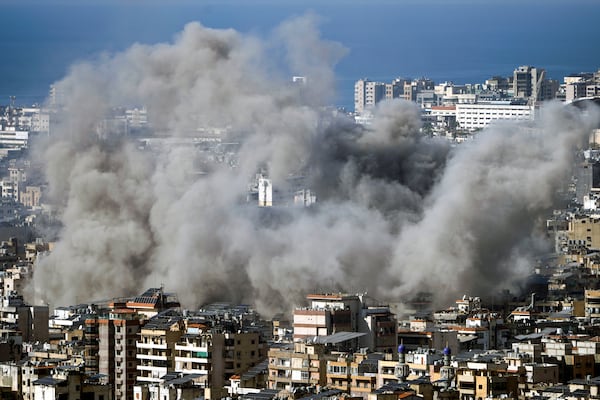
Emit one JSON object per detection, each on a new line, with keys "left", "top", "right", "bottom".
{"left": 1, "top": 0, "right": 600, "bottom": 110}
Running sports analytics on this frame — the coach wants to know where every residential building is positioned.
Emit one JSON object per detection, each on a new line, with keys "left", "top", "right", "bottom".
{"left": 355, "top": 79, "right": 386, "bottom": 114}
{"left": 385, "top": 79, "right": 407, "bottom": 101}
{"left": 136, "top": 311, "right": 184, "bottom": 384}
{"left": 359, "top": 308, "right": 397, "bottom": 354}
{"left": 566, "top": 216, "right": 600, "bottom": 251}
{"left": 455, "top": 359, "right": 518, "bottom": 400}
{"left": 133, "top": 373, "right": 205, "bottom": 400}
{"left": 293, "top": 293, "right": 361, "bottom": 342}
{"left": 19, "top": 186, "right": 41, "bottom": 208}
{"left": 98, "top": 308, "right": 143, "bottom": 400}
{"left": 175, "top": 331, "right": 225, "bottom": 389}
{"left": 267, "top": 342, "right": 329, "bottom": 391}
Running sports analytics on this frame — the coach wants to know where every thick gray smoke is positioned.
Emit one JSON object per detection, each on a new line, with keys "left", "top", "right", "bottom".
{"left": 28, "top": 16, "right": 600, "bottom": 314}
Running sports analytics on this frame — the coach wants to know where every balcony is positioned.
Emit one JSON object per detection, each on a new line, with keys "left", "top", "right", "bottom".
{"left": 136, "top": 353, "right": 168, "bottom": 361}
{"left": 175, "top": 344, "right": 209, "bottom": 353}
{"left": 175, "top": 356, "right": 209, "bottom": 364}
{"left": 137, "top": 364, "right": 168, "bottom": 372}
{"left": 137, "top": 341, "right": 167, "bottom": 350}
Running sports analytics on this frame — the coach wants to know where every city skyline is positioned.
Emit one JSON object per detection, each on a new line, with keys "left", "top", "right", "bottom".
{"left": 4, "top": 2, "right": 600, "bottom": 399}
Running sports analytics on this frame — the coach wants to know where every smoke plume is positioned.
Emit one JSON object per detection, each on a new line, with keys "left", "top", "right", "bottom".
{"left": 28, "top": 15, "right": 600, "bottom": 314}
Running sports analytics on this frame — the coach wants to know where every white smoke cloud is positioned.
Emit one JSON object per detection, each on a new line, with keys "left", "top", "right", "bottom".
{"left": 27, "top": 15, "right": 600, "bottom": 315}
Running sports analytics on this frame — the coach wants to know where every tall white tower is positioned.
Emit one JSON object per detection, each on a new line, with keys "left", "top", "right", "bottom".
{"left": 258, "top": 177, "right": 272, "bottom": 207}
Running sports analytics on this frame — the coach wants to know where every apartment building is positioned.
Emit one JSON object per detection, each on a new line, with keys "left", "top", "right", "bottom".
{"left": 586, "top": 289, "right": 600, "bottom": 318}
{"left": 355, "top": 79, "right": 386, "bottom": 114}
{"left": 293, "top": 293, "right": 397, "bottom": 353}
{"left": 268, "top": 342, "right": 330, "bottom": 391}
{"left": 455, "top": 360, "right": 518, "bottom": 400}
{"left": 175, "top": 331, "right": 224, "bottom": 388}
{"left": 98, "top": 309, "right": 143, "bottom": 400}
{"left": 567, "top": 216, "right": 600, "bottom": 251}
{"left": 293, "top": 293, "right": 361, "bottom": 342}
{"left": 136, "top": 312, "right": 184, "bottom": 384}
{"left": 83, "top": 317, "right": 100, "bottom": 376}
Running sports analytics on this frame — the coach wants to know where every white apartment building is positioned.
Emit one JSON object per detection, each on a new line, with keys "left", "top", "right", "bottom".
{"left": 19, "top": 108, "right": 50, "bottom": 134}
{"left": 175, "top": 333, "right": 215, "bottom": 373}
{"left": 0, "top": 179, "right": 19, "bottom": 202}
{"left": 456, "top": 102, "right": 534, "bottom": 131}
{"left": 136, "top": 315, "right": 183, "bottom": 384}
{"left": 0, "top": 128, "right": 28, "bottom": 150}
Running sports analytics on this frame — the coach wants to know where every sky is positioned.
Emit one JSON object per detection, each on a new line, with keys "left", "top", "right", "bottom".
{"left": 1, "top": 0, "right": 600, "bottom": 108}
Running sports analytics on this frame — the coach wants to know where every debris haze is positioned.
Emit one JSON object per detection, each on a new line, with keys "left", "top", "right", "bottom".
{"left": 28, "top": 16, "right": 600, "bottom": 314}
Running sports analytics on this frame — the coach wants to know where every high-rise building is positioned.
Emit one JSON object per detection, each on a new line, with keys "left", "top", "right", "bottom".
{"left": 99, "top": 310, "right": 143, "bottom": 400}
{"left": 385, "top": 79, "right": 407, "bottom": 100}
{"left": 354, "top": 79, "right": 386, "bottom": 114}
{"left": 136, "top": 311, "right": 184, "bottom": 385}
{"left": 513, "top": 65, "right": 554, "bottom": 102}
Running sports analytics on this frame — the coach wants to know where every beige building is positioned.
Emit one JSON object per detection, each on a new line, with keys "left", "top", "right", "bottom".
{"left": 268, "top": 342, "right": 330, "bottom": 391}
{"left": 567, "top": 216, "right": 600, "bottom": 251}
{"left": 293, "top": 294, "right": 360, "bottom": 342}
{"left": 355, "top": 80, "right": 386, "bottom": 114}
{"left": 98, "top": 309, "right": 143, "bottom": 400}
{"left": 455, "top": 361, "right": 518, "bottom": 400}
{"left": 19, "top": 186, "right": 41, "bottom": 208}
{"left": 585, "top": 289, "right": 600, "bottom": 318}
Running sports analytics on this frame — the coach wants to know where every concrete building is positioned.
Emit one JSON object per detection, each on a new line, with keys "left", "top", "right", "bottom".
{"left": 0, "top": 294, "right": 49, "bottom": 346}
{"left": 258, "top": 176, "right": 273, "bottom": 207}
{"left": 355, "top": 79, "right": 386, "bottom": 114}
{"left": 19, "top": 186, "right": 41, "bottom": 208}
{"left": 513, "top": 65, "right": 546, "bottom": 102}
{"left": 98, "top": 309, "right": 143, "bottom": 400}
{"left": 385, "top": 79, "right": 407, "bottom": 101}
{"left": 293, "top": 293, "right": 361, "bottom": 342}
{"left": 566, "top": 81, "right": 589, "bottom": 103}
{"left": 359, "top": 308, "right": 397, "bottom": 354}
{"left": 133, "top": 373, "right": 205, "bottom": 400}
{"left": 585, "top": 289, "right": 600, "bottom": 318}
{"left": 0, "top": 179, "right": 19, "bottom": 202}
{"left": 485, "top": 76, "right": 510, "bottom": 93}
{"left": 136, "top": 311, "right": 184, "bottom": 385}
{"left": 174, "top": 331, "right": 225, "bottom": 389}
{"left": 566, "top": 215, "right": 600, "bottom": 251}
{"left": 267, "top": 342, "right": 329, "bottom": 391}
{"left": 427, "top": 106, "right": 457, "bottom": 132}
{"left": 455, "top": 102, "right": 534, "bottom": 131}
{"left": 32, "top": 368, "right": 112, "bottom": 400}
{"left": 455, "top": 359, "right": 518, "bottom": 400}
{"left": 0, "top": 128, "right": 28, "bottom": 149}
{"left": 173, "top": 325, "right": 266, "bottom": 394}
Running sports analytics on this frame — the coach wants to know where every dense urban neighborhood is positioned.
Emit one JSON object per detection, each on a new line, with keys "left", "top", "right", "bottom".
{"left": 1, "top": 63, "right": 600, "bottom": 400}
